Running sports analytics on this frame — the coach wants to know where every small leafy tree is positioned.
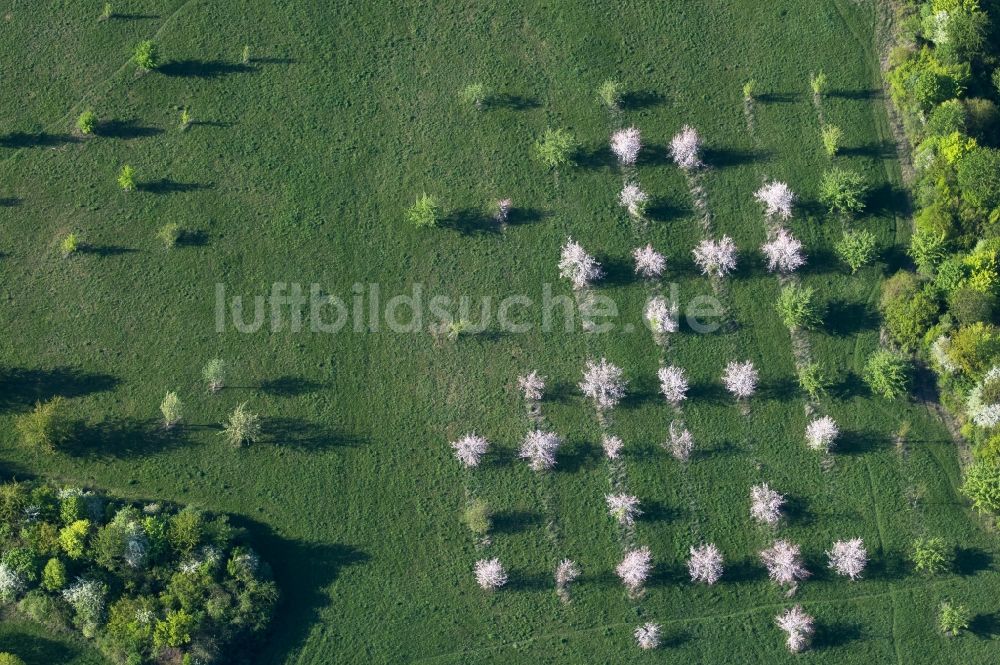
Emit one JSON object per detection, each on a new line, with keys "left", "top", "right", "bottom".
{"left": 819, "top": 167, "right": 868, "bottom": 216}
{"left": 534, "top": 128, "right": 578, "bottom": 168}
{"left": 863, "top": 350, "right": 909, "bottom": 400}
{"left": 446, "top": 318, "right": 471, "bottom": 341}
{"left": 821, "top": 124, "right": 843, "bottom": 156}
{"left": 597, "top": 79, "right": 624, "bottom": 109}
{"left": 160, "top": 391, "right": 183, "bottom": 429}
{"left": 912, "top": 537, "right": 952, "bottom": 575}
{"left": 835, "top": 229, "right": 878, "bottom": 273}
{"left": 776, "top": 284, "right": 822, "bottom": 330}
{"left": 202, "top": 358, "right": 226, "bottom": 393}
{"left": 76, "top": 110, "right": 97, "bottom": 135}
{"left": 180, "top": 107, "right": 192, "bottom": 130}
{"left": 742, "top": 79, "right": 756, "bottom": 102}
{"left": 241, "top": 45, "right": 251, "bottom": 64}
{"left": 459, "top": 83, "right": 490, "bottom": 109}
{"left": 99, "top": 3, "right": 112, "bottom": 20}
{"left": 405, "top": 193, "right": 440, "bottom": 228}
{"left": 962, "top": 461, "right": 1000, "bottom": 514}
{"left": 60, "top": 232, "right": 79, "bottom": 257}
{"left": 462, "top": 499, "right": 491, "bottom": 537}
{"left": 132, "top": 40, "right": 159, "bottom": 71}
{"left": 157, "top": 222, "right": 182, "bottom": 248}
{"left": 220, "top": 402, "right": 261, "bottom": 448}
{"left": 59, "top": 520, "right": 91, "bottom": 559}
{"left": 0, "top": 654, "right": 26, "bottom": 665}
{"left": 938, "top": 601, "right": 971, "bottom": 637}
{"left": 41, "top": 557, "right": 67, "bottom": 591}
{"left": 810, "top": 70, "right": 828, "bottom": 97}
{"left": 15, "top": 397, "right": 71, "bottom": 453}
{"left": 797, "top": 362, "right": 829, "bottom": 401}
{"left": 117, "top": 165, "right": 136, "bottom": 192}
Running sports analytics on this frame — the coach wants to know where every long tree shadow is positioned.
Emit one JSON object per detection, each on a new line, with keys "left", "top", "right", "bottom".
{"left": 0, "top": 197, "right": 21, "bottom": 206}
{"left": 726, "top": 557, "right": 767, "bottom": 584}
{"left": 556, "top": 438, "right": 600, "bottom": 473}
{"left": 259, "top": 376, "right": 324, "bottom": 397}
{"left": 622, "top": 90, "right": 668, "bottom": 109}
{"left": 868, "top": 182, "right": 912, "bottom": 217}
{"left": 828, "top": 88, "right": 882, "bottom": 100}
{"left": 576, "top": 145, "right": 616, "bottom": 170}
{"left": 704, "top": 147, "right": 773, "bottom": 168}
{"left": 799, "top": 247, "right": 842, "bottom": 275}
{"left": 0, "top": 366, "right": 119, "bottom": 412}
{"left": 970, "top": 612, "right": 1000, "bottom": 639}
{"left": 0, "top": 630, "right": 84, "bottom": 665}
{"left": 138, "top": 179, "right": 214, "bottom": 194}
{"left": 839, "top": 141, "right": 897, "bottom": 159}
{"left": 596, "top": 254, "right": 637, "bottom": 288}
{"left": 687, "top": 381, "right": 729, "bottom": 403}
{"left": 159, "top": 59, "right": 255, "bottom": 78}
{"left": 865, "top": 549, "right": 909, "bottom": 581}
{"left": 492, "top": 510, "right": 541, "bottom": 534}
{"left": 638, "top": 142, "right": 672, "bottom": 166}
{"left": 79, "top": 243, "right": 140, "bottom": 257}
{"left": 0, "top": 132, "right": 78, "bottom": 148}
{"left": 825, "top": 300, "right": 878, "bottom": 337}
{"left": 94, "top": 119, "right": 163, "bottom": 139}
{"left": 831, "top": 371, "right": 868, "bottom": 400}
{"left": 955, "top": 546, "right": 993, "bottom": 576}
{"left": 109, "top": 13, "right": 160, "bottom": 20}
{"left": 234, "top": 517, "right": 369, "bottom": 665}
{"left": 177, "top": 229, "right": 210, "bottom": 247}
{"left": 506, "top": 206, "right": 549, "bottom": 227}
{"left": 509, "top": 569, "right": 551, "bottom": 592}
{"left": 812, "top": 620, "right": 864, "bottom": 650}
{"left": 646, "top": 195, "right": 690, "bottom": 223}
{"left": 442, "top": 208, "right": 500, "bottom": 235}
{"left": 757, "top": 92, "right": 802, "bottom": 103}
{"left": 836, "top": 429, "right": 884, "bottom": 455}
{"left": 489, "top": 93, "right": 541, "bottom": 110}
{"left": 263, "top": 418, "right": 366, "bottom": 450}
{"left": 66, "top": 417, "right": 189, "bottom": 458}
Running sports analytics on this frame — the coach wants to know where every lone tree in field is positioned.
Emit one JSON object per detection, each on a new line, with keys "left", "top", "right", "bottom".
{"left": 157, "top": 222, "right": 182, "bottom": 248}
{"left": 810, "top": 70, "right": 828, "bottom": 97}
{"left": 495, "top": 198, "right": 512, "bottom": 226}
{"left": 805, "top": 415, "right": 839, "bottom": 453}
{"left": 558, "top": 237, "right": 603, "bottom": 290}
{"left": 797, "top": 362, "right": 830, "bottom": 401}
{"left": 827, "top": 538, "right": 868, "bottom": 580}
{"left": 555, "top": 559, "right": 581, "bottom": 601}
{"left": 220, "top": 403, "right": 261, "bottom": 447}
{"left": 597, "top": 78, "right": 624, "bottom": 109}
{"left": 634, "top": 622, "right": 662, "bottom": 650}
{"left": 912, "top": 536, "right": 952, "bottom": 576}
{"left": 133, "top": 40, "right": 159, "bottom": 72}
{"left": 754, "top": 181, "right": 796, "bottom": 220}
{"left": 819, "top": 167, "right": 868, "bottom": 216}
{"left": 405, "top": 193, "right": 440, "bottom": 228}
{"left": 76, "top": 110, "right": 97, "bottom": 135}
{"left": 751, "top": 483, "right": 785, "bottom": 526}
{"left": 658, "top": 365, "right": 689, "bottom": 405}
{"left": 669, "top": 125, "right": 702, "bottom": 170}
{"left": 15, "top": 397, "right": 71, "bottom": 453}
{"left": 835, "top": 229, "right": 878, "bottom": 273}
{"left": 451, "top": 433, "right": 490, "bottom": 468}
{"left": 616, "top": 546, "right": 653, "bottom": 595}
{"left": 459, "top": 82, "right": 490, "bottom": 109}
{"left": 776, "top": 605, "right": 814, "bottom": 653}
{"left": 160, "top": 391, "right": 183, "bottom": 430}
{"left": 606, "top": 493, "right": 642, "bottom": 526}
{"left": 580, "top": 358, "right": 627, "bottom": 411}
{"left": 602, "top": 434, "right": 624, "bottom": 460}
{"left": 117, "top": 165, "right": 136, "bottom": 192}
{"left": 939, "top": 601, "right": 971, "bottom": 637}
{"left": 611, "top": 126, "right": 641, "bottom": 166}
{"left": 60, "top": 232, "right": 79, "bottom": 257}
{"left": 688, "top": 543, "right": 724, "bottom": 584}
{"left": 761, "top": 229, "right": 805, "bottom": 273}
{"left": 474, "top": 558, "right": 507, "bottom": 590}
{"left": 633, "top": 244, "right": 666, "bottom": 279}
{"left": 202, "top": 358, "right": 226, "bottom": 393}
{"left": 666, "top": 421, "right": 694, "bottom": 462}
{"left": 645, "top": 296, "right": 678, "bottom": 336}
{"left": 822, "top": 124, "right": 844, "bottom": 156}
{"left": 863, "top": 349, "right": 909, "bottom": 399}
{"left": 761, "top": 540, "right": 810, "bottom": 591}
{"left": 535, "top": 128, "right": 578, "bottom": 168}
{"left": 693, "top": 236, "right": 738, "bottom": 278}
{"left": 517, "top": 371, "right": 545, "bottom": 402}
{"left": 776, "top": 284, "right": 822, "bottom": 330}
{"left": 619, "top": 181, "right": 648, "bottom": 218}
{"left": 722, "top": 360, "right": 758, "bottom": 401}
{"left": 519, "top": 430, "right": 562, "bottom": 471}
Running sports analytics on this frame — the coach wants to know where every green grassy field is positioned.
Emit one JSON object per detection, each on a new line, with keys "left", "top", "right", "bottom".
{"left": 1, "top": 0, "right": 999, "bottom": 663}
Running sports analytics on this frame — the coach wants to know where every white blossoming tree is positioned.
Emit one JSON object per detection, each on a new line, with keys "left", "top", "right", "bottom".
{"left": 555, "top": 559, "right": 581, "bottom": 601}
{"left": 634, "top": 622, "right": 662, "bottom": 650}
{"left": 451, "top": 433, "right": 490, "bottom": 468}
{"left": 761, "top": 229, "right": 805, "bottom": 274}
{"left": 602, "top": 434, "right": 624, "bottom": 460}
{"left": 496, "top": 198, "right": 513, "bottom": 225}
{"left": 580, "top": 358, "right": 627, "bottom": 411}
{"left": 619, "top": 182, "right": 649, "bottom": 218}
{"left": 658, "top": 365, "right": 689, "bottom": 405}
{"left": 805, "top": 416, "right": 839, "bottom": 453}
{"left": 474, "top": 558, "right": 508, "bottom": 590}
{"left": 645, "top": 296, "right": 679, "bottom": 335}
{"left": 776, "top": 605, "right": 814, "bottom": 653}
{"left": 517, "top": 371, "right": 546, "bottom": 402}
{"left": 722, "top": 360, "right": 759, "bottom": 401}
{"left": 667, "top": 420, "right": 694, "bottom": 462}
{"left": 670, "top": 125, "right": 702, "bottom": 170}
{"left": 633, "top": 244, "right": 666, "bottom": 279}
{"left": 693, "top": 236, "right": 738, "bottom": 277}
{"left": 616, "top": 546, "right": 653, "bottom": 594}
{"left": 606, "top": 493, "right": 642, "bottom": 526}
{"left": 760, "top": 540, "right": 810, "bottom": 590}
{"left": 0, "top": 562, "right": 25, "bottom": 603}
{"left": 827, "top": 538, "right": 867, "bottom": 580}
{"left": 751, "top": 483, "right": 785, "bottom": 526}
{"left": 754, "top": 181, "right": 796, "bottom": 220}
{"left": 611, "top": 126, "right": 642, "bottom": 165}
{"left": 519, "top": 430, "right": 562, "bottom": 471}
{"left": 688, "top": 543, "right": 724, "bottom": 584}
{"left": 558, "top": 237, "right": 604, "bottom": 290}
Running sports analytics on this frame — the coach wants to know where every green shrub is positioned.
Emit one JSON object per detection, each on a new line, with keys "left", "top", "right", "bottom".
{"left": 60, "top": 232, "right": 79, "bottom": 257}
{"left": 956, "top": 146, "right": 1000, "bottom": 212}
{"left": 810, "top": 70, "right": 828, "bottom": 96}
{"left": 962, "top": 461, "right": 1000, "bottom": 514}
{"left": 912, "top": 536, "right": 952, "bottom": 575}
{"left": 909, "top": 228, "right": 949, "bottom": 273}
{"left": 963, "top": 98, "right": 999, "bottom": 142}
{"left": 202, "top": 358, "right": 226, "bottom": 392}
{"left": 534, "top": 128, "right": 578, "bottom": 168}
{"left": 405, "top": 193, "right": 440, "bottom": 228}
{"left": 58, "top": 519, "right": 90, "bottom": 559}
{"left": 75, "top": 110, "right": 97, "bottom": 135}
{"left": 462, "top": 499, "right": 491, "bottom": 537}
{"left": 220, "top": 402, "right": 262, "bottom": 447}
{"left": 926, "top": 99, "right": 967, "bottom": 137}
{"left": 15, "top": 397, "right": 71, "bottom": 453}
{"left": 939, "top": 600, "right": 971, "bottom": 636}
{"left": 835, "top": 229, "right": 878, "bottom": 273}
{"left": 597, "top": 79, "right": 624, "bottom": 109}
{"left": 459, "top": 83, "right": 490, "bottom": 109}
{"left": 887, "top": 47, "right": 968, "bottom": 112}
{"left": 157, "top": 223, "right": 182, "bottom": 248}
{"left": 863, "top": 350, "right": 910, "bottom": 400}
{"left": 117, "top": 165, "right": 136, "bottom": 192}
{"left": 879, "top": 272, "right": 940, "bottom": 351}
{"left": 132, "top": 40, "right": 158, "bottom": 71}
{"left": 41, "top": 557, "right": 67, "bottom": 591}
{"left": 797, "top": 362, "right": 830, "bottom": 401}
{"left": 819, "top": 167, "right": 868, "bottom": 215}
{"left": 0, "top": 653, "right": 26, "bottom": 665}
{"left": 821, "top": 124, "right": 843, "bottom": 156}
{"left": 775, "top": 284, "right": 822, "bottom": 330}
{"left": 168, "top": 506, "right": 204, "bottom": 556}
{"left": 948, "top": 287, "right": 995, "bottom": 324}
{"left": 742, "top": 79, "right": 756, "bottom": 101}
{"left": 947, "top": 323, "right": 1000, "bottom": 376}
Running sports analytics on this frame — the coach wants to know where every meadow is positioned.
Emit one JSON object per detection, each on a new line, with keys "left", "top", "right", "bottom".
{"left": 1, "top": 0, "right": 998, "bottom": 663}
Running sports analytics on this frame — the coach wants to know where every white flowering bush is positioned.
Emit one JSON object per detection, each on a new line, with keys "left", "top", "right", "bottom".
{"left": 688, "top": 543, "right": 723, "bottom": 584}
{"left": 693, "top": 236, "right": 738, "bottom": 277}
{"left": 658, "top": 365, "right": 689, "bottom": 405}
{"left": 606, "top": 493, "right": 642, "bottom": 526}
{"left": 722, "top": 360, "right": 758, "bottom": 400}
{"left": 611, "top": 126, "right": 642, "bottom": 165}
{"left": 635, "top": 622, "right": 662, "bottom": 650}
{"left": 580, "top": 358, "right": 627, "bottom": 410}
{"left": 805, "top": 416, "right": 839, "bottom": 452}
{"left": 558, "top": 237, "right": 604, "bottom": 290}
{"left": 619, "top": 181, "right": 649, "bottom": 217}
{"left": 519, "top": 430, "right": 562, "bottom": 471}
{"left": 827, "top": 538, "right": 868, "bottom": 580}
{"left": 474, "top": 558, "right": 508, "bottom": 590}
{"left": 761, "top": 229, "right": 805, "bottom": 273}
{"left": 775, "top": 605, "right": 814, "bottom": 653}
{"left": 670, "top": 125, "right": 702, "bottom": 170}
{"left": 451, "top": 433, "right": 490, "bottom": 468}
{"left": 751, "top": 483, "right": 785, "bottom": 525}
{"left": 517, "top": 371, "right": 546, "bottom": 401}
{"left": 633, "top": 244, "right": 666, "bottom": 278}
{"left": 616, "top": 546, "right": 653, "bottom": 593}
{"left": 645, "top": 296, "right": 679, "bottom": 335}
{"left": 754, "top": 181, "right": 796, "bottom": 220}
{"left": 602, "top": 434, "right": 624, "bottom": 460}
{"left": 667, "top": 421, "right": 694, "bottom": 462}
{"left": 967, "top": 367, "right": 1000, "bottom": 428}
{"left": 0, "top": 562, "right": 25, "bottom": 602}
{"left": 760, "top": 540, "right": 810, "bottom": 588}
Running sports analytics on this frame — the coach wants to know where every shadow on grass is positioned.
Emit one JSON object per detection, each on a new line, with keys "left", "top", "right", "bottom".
{"left": 825, "top": 300, "right": 878, "bottom": 337}
{"left": 442, "top": 208, "right": 500, "bottom": 235}
{"left": 646, "top": 195, "right": 690, "bottom": 223}
{"left": 0, "top": 630, "right": 83, "bottom": 665}
{"left": 492, "top": 510, "right": 541, "bottom": 534}
{"left": 622, "top": 89, "right": 668, "bottom": 109}
{"left": 259, "top": 376, "right": 324, "bottom": 397}
{"left": 576, "top": 145, "right": 617, "bottom": 171}
{"left": 687, "top": 381, "right": 730, "bottom": 404}
{"left": 159, "top": 59, "right": 256, "bottom": 78}
{"left": 0, "top": 366, "right": 119, "bottom": 413}
{"left": 840, "top": 141, "right": 897, "bottom": 159}
{"left": 831, "top": 372, "right": 868, "bottom": 400}
{"left": 955, "top": 546, "right": 993, "bottom": 576}
{"left": 758, "top": 91, "right": 802, "bottom": 103}
{"left": 506, "top": 206, "right": 549, "bottom": 227}
{"left": 556, "top": 439, "right": 601, "bottom": 473}
{"left": 704, "top": 147, "right": 773, "bottom": 168}
{"left": 836, "top": 429, "right": 885, "bottom": 455}
{"left": 813, "top": 620, "right": 864, "bottom": 649}
{"left": 868, "top": 182, "right": 912, "bottom": 218}
{"left": 970, "top": 612, "right": 1000, "bottom": 639}
{"left": 639, "top": 142, "right": 672, "bottom": 167}
{"left": 726, "top": 557, "right": 767, "bottom": 584}
{"left": 110, "top": 13, "right": 160, "bottom": 20}
{"left": 489, "top": 93, "right": 541, "bottom": 110}
{"left": 95, "top": 119, "right": 163, "bottom": 139}
{"left": 828, "top": 88, "right": 881, "bottom": 100}
{"left": 79, "top": 243, "right": 140, "bottom": 257}
{"left": 0, "top": 132, "right": 79, "bottom": 148}
{"left": 866, "top": 550, "right": 909, "bottom": 581}
{"left": 177, "top": 229, "right": 210, "bottom": 247}
{"left": 138, "top": 178, "right": 214, "bottom": 194}
{"left": 509, "top": 570, "right": 551, "bottom": 591}
{"left": 597, "top": 254, "right": 638, "bottom": 288}
{"left": 67, "top": 418, "right": 189, "bottom": 458}
{"left": 0, "top": 197, "right": 21, "bottom": 206}
{"left": 263, "top": 418, "right": 367, "bottom": 450}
